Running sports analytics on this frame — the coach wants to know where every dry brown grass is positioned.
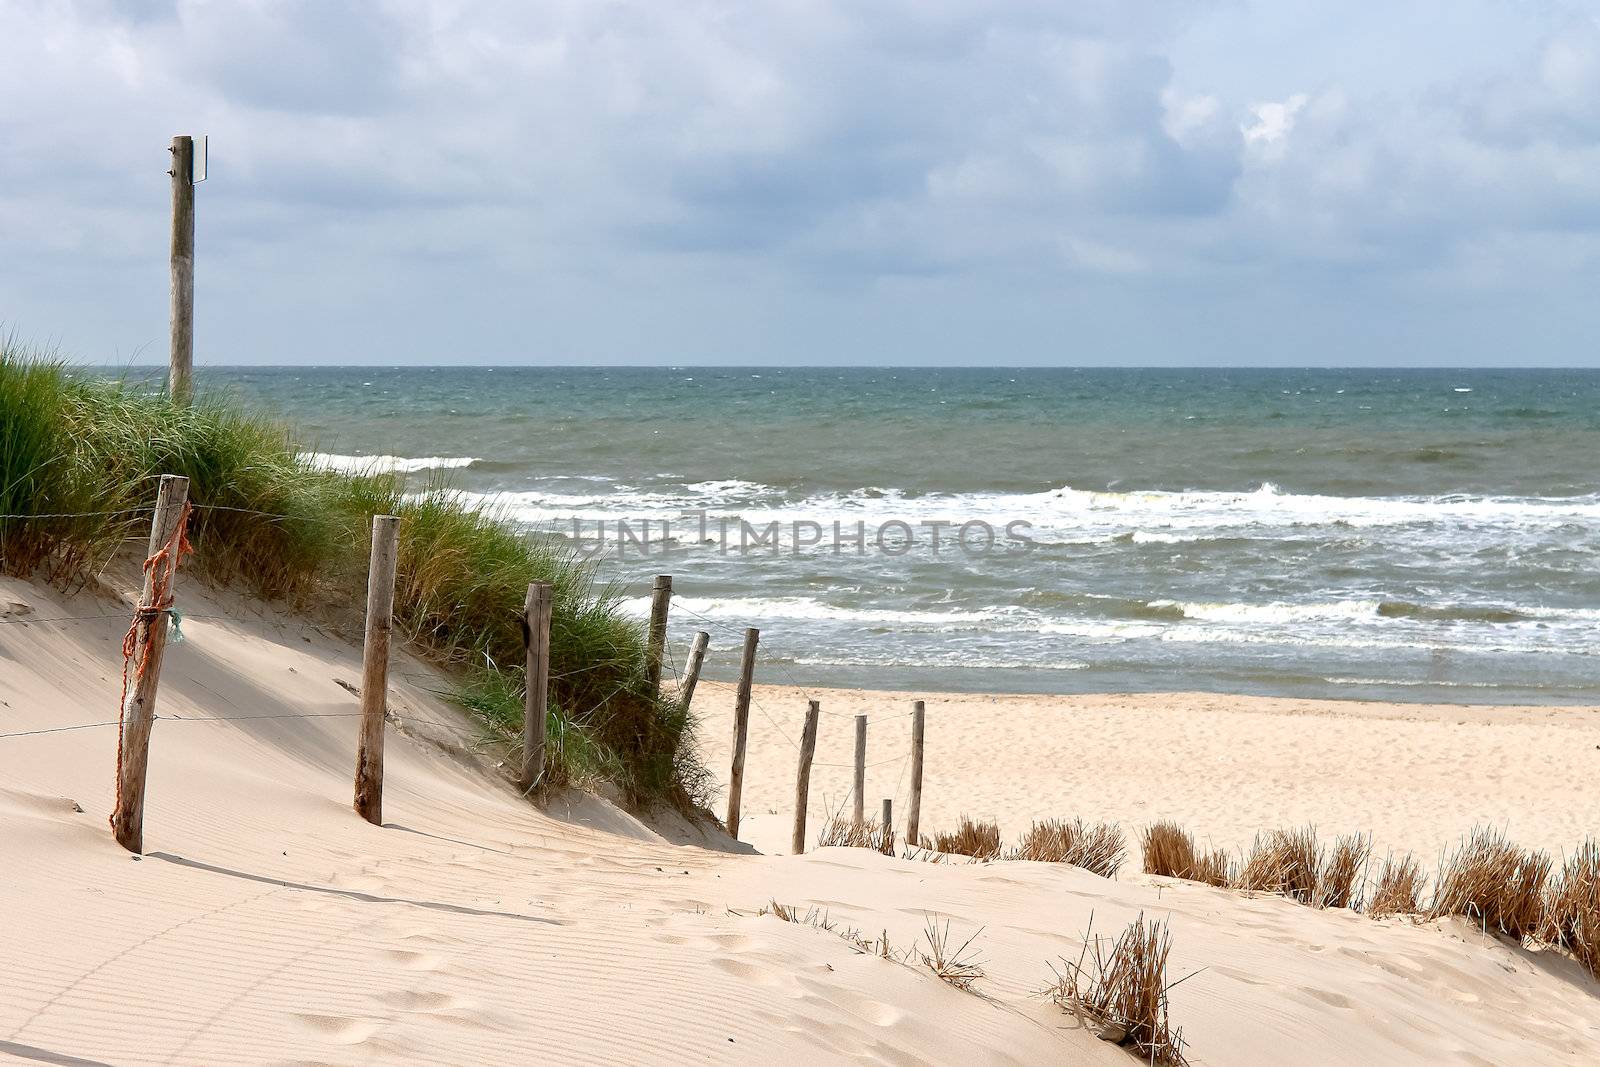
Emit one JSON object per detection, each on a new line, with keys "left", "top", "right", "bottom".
{"left": 929, "top": 815, "right": 1003, "bottom": 861}
{"left": 1141, "top": 821, "right": 1196, "bottom": 878}
{"left": 1015, "top": 818, "right": 1126, "bottom": 878}
{"left": 1236, "top": 826, "right": 1322, "bottom": 904}
{"left": 1188, "top": 849, "right": 1234, "bottom": 887}
{"left": 816, "top": 813, "right": 896, "bottom": 856}
{"left": 1141, "top": 822, "right": 1232, "bottom": 886}
{"left": 1317, "top": 833, "right": 1370, "bottom": 910}
{"left": 1427, "top": 826, "right": 1552, "bottom": 940}
{"left": 917, "top": 918, "right": 986, "bottom": 991}
{"left": 1047, "top": 912, "right": 1190, "bottom": 1067}
{"left": 1366, "top": 853, "right": 1427, "bottom": 917}
{"left": 1540, "top": 840, "right": 1600, "bottom": 977}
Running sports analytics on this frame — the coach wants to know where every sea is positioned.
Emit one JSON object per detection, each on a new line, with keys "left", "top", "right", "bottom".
{"left": 178, "top": 366, "right": 1600, "bottom": 705}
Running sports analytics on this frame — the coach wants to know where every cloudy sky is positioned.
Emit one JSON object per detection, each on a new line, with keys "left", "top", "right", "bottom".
{"left": 2, "top": 1, "right": 1598, "bottom": 366}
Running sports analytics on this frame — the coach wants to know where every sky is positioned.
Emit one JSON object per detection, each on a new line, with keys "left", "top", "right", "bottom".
{"left": 2, "top": 0, "right": 1599, "bottom": 367}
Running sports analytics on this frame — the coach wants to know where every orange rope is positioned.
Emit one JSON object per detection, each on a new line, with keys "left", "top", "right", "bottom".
{"left": 111, "top": 502, "right": 193, "bottom": 829}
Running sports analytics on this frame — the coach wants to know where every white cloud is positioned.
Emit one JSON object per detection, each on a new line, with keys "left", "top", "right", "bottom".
{"left": 0, "top": 1, "right": 1596, "bottom": 365}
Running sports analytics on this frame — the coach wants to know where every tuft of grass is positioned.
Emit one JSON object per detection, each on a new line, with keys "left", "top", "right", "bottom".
{"left": 1541, "top": 841, "right": 1600, "bottom": 978}
{"left": 816, "top": 812, "right": 896, "bottom": 856}
{"left": 917, "top": 918, "right": 986, "bottom": 991}
{"left": 1141, "top": 822, "right": 1232, "bottom": 886}
{"left": 1317, "top": 833, "right": 1371, "bottom": 910}
{"left": 1047, "top": 912, "right": 1190, "bottom": 1066}
{"left": 1426, "top": 826, "right": 1552, "bottom": 940}
{"left": 0, "top": 342, "right": 704, "bottom": 809}
{"left": 1236, "top": 826, "right": 1321, "bottom": 904}
{"left": 1015, "top": 818, "right": 1126, "bottom": 878}
{"left": 929, "top": 815, "right": 1003, "bottom": 861}
{"left": 1367, "top": 853, "right": 1427, "bottom": 918}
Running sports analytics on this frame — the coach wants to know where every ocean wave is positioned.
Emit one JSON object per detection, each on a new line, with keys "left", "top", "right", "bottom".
{"left": 300, "top": 452, "right": 480, "bottom": 474}
{"left": 453, "top": 479, "right": 1600, "bottom": 545}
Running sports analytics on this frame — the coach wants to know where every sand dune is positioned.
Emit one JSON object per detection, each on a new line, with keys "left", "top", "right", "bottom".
{"left": 2, "top": 574, "right": 1597, "bottom": 1065}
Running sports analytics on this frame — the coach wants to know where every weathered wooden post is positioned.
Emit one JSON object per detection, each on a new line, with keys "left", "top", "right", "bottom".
{"left": 678, "top": 630, "right": 709, "bottom": 708}
{"left": 110, "top": 474, "right": 190, "bottom": 854}
{"left": 168, "top": 135, "right": 196, "bottom": 403}
{"left": 353, "top": 514, "right": 400, "bottom": 826}
{"left": 882, "top": 798, "right": 892, "bottom": 833}
{"left": 852, "top": 714, "right": 867, "bottom": 831}
{"left": 907, "top": 699, "right": 925, "bottom": 845}
{"left": 726, "top": 626, "right": 758, "bottom": 838}
{"left": 791, "top": 700, "right": 820, "bottom": 854}
{"left": 645, "top": 574, "right": 672, "bottom": 699}
{"left": 521, "top": 582, "right": 553, "bottom": 793}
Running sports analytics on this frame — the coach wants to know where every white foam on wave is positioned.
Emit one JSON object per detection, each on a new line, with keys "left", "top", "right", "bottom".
{"left": 452, "top": 479, "right": 1600, "bottom": 546}
{"left": 1151, "top": 599, "right": 1382, "bottom": 625}
{"left": 300, "top": 453, "right": 480, "bottom": 474}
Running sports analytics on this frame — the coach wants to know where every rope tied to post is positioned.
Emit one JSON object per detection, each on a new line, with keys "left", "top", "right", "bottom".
{"left": 111, "top": 501, "right": 193, "bottom": 830}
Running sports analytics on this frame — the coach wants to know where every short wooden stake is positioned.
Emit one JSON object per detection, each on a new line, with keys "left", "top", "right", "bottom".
{"left": 353, "top": 514, "right": 400, "bottom": 826}
{"left": 882, "top": 797, "right": 892, "bottom": 835}
{"left": 110, "top": 474, "right": 190, "bottom": 854}
{"left": 679, "top": 630, "right": 710, "bottom": 709}
{"left": 791, "top": 700, "right": 820, "bottom": 854}
{"left": 168, "top": 135, "right": 196, "bottom": 403}
{"left": 521, "top": 582, "right": 553, "bottom": 793}
{"left": 852, "top": 714, "right": 867, "bottom": 830}
{"left": 907, "top": 700, "right": 925, "bottom": 845}
{"left": 726, "top": 626, "right": 758, "bottom": 838}
{"left": 645, "top": 574, "right": 672, "bottom": 699}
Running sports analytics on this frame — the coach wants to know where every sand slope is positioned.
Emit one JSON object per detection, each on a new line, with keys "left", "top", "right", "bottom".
{"left": 2, "top": 575, "right": 1597, "bottom": 1066}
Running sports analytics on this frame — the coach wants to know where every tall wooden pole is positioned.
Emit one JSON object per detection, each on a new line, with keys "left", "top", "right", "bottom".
{"left": 168, "top": 135, "right": 195, "bottom": 404}
{"left": 353, "top": 515, "right": 400, "bottom": 826}
{"left": 907, "top": 700, "right": 925, "bottom": 846}
{"left": 726, "top": 626, "right": 758, "bottom": 838}
{"left": 521, "top": 582, "right": 553, "bottom": 793}
{"left": 852, "top": 714, "right": 867, "bottom": 831}
{"left": 678, "top": 630, "right": 709, "bottom": 709}
{"left": 110, "top": 474, "right": 190, "bottom": 854}
{"left": 791, "top": 700, "right": 820, "bottom": 854}
{"left": 645, "top": 574, "right": 672, "bottom": 699}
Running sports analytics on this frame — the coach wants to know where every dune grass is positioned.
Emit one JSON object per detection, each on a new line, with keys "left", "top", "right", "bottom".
{"left": 0, "top": 343, "right": 703, "bottom": 809}
{"left": 1014, "top": 818, "right": 1126, "bottom": 877}
{"left": 925, "top": 815, "right": 1003, "bottom": 860}
{"left": 816, "top": 812, "right": 896, "bottom": 856}
{"left": 1047, "top": 913, "right": 1189, "bottom": 1066}
{"left": 1541, "top": 841, "right": 1600, "bottom": 978}
{"left": 1140, "top": 821, "right": 1233, "bottom": 887}
{"left": 1427, "top": 826, "right": 1552, "bottom": 940}
{"left": 1367, "top": 854, "right": 1427, "bottom": 918}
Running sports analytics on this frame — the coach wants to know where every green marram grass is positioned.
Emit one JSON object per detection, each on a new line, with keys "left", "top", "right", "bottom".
{"left": 0, "top": 339, "right": 705, "bottom": 810}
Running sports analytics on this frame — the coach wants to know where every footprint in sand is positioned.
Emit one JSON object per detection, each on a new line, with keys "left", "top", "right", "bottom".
{"left": 380, "top": 948, "right": 446, "bottom": 971}
{"left": 289, "top": 1013, "right": 381, "bottom": 1045}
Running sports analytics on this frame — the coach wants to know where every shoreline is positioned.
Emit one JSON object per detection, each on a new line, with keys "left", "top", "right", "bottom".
{"left": 694, "top": 683, "right": 1600, "bottom": 865}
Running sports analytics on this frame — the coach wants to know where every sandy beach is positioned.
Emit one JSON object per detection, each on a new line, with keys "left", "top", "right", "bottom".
{"left": 4, "top": 573, "right": 1599, "bottom": 1066}
{"left": 699, "top": 682, "right": 1600, "bottom": 866}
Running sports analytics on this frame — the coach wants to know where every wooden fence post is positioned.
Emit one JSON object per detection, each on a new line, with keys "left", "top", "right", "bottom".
{"left": 853, "top": 714, "right": 867, "bottom": 830}
{"left": 521, "top": 582, "right": 553, "bottom": 793}
{"left": 907, "top": 700, "right": 925, "bottom": 845}
{"left": 678, "top": 630, "right": 709, "bottom": 708}
{"left": 726, "top": 626, "right": 758, "bottom": 838}
{"left": 110, "top": 474, "right": 190, "bottom": 854}
{"left": 168, "top": 135, "right": 195, "bottom": 403}
{"left": 882, "top": 798, "right": 892, "bottom": 834}
{"left": 792, "top": 700, "right": 820, "bottom": 854}
{"left": 646, "top": 574, "right": 672, "bottom": 699}
{"left": 353, "top": 515, "right": 400, "bottom": 826}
